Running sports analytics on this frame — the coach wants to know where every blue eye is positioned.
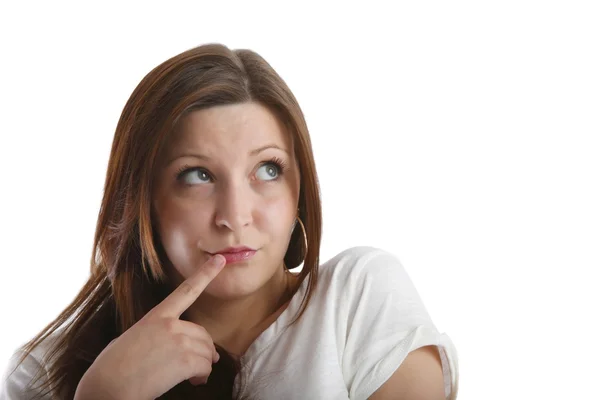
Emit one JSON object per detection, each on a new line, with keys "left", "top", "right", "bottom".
{"left": 177, "top": 167, "right": 212, "bottom": 185}
{"left": 256, "top": 162, "right": 281, "bottom": 181}
{"left": 175, "top": 157, "right": 287, "bottom": 186}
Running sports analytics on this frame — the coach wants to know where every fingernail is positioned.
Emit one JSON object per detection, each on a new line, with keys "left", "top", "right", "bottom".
{"left": 211, "top": 254, "right": 225, "bottom": 266}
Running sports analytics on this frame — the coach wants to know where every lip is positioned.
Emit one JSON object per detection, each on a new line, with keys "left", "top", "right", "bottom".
{"left": 210, "top": 246, "right": 257, "bottom": 265}
{"left": 214, "top": 246, "right": 255, "bottom": 253}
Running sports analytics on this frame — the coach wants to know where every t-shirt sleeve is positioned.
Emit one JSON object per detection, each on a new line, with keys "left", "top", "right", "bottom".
{"left": 339, "top": 247, "right": 459, "bottom": 400}
{"left": 0, "top": 350, "right": 52, "bottom": 400}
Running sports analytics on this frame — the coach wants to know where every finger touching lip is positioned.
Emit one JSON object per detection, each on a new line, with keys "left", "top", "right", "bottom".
{"left": 211, "top": 250, "right": 256, "bottom": 264}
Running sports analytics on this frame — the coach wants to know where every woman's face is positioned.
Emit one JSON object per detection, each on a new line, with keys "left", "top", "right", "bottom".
{"left": 152, "top": 102, "right": 300, "bottom": 300}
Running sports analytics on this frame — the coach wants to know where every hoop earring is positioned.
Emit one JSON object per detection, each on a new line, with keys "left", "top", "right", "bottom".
{"left": 295, "top": 215, "right": 308, "bottom": 259}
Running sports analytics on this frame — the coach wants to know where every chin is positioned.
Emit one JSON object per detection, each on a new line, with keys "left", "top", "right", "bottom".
{"left": 202, "top": 268, "right": 262, "bottom": 299}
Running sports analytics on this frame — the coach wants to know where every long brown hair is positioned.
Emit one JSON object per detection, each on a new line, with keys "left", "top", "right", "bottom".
{"left": 12, "top": 43, "right": 322, "bottom": 399}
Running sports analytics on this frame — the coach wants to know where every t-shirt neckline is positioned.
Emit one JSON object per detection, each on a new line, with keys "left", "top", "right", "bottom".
{"left": 238, "top": 272, "right": 310, "bottom": 364}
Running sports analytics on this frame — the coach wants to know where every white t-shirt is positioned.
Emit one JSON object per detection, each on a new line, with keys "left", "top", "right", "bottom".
{"left": 2, "top": 246, "right": 459, "bottom": 399}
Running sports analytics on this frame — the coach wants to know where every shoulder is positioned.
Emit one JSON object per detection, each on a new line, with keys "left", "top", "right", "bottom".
{"left": 320, "top": 245, "right": 402, "bottom": 272}
{"left": 318, "top": 246, "right": 410, "bottom": 289}
{"left": 315, "top": 245, "right": 431, "bottom": 328}
{"left": 318, "top": 245, "right": 428, "bottom": 316}
{"left": 1, "top": 330, "right": 63, "bottom": 399}
{"left": 318, "top": 248, "right": 459, "bottom": 399}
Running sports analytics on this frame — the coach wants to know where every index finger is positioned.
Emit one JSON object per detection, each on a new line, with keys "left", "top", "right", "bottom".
{"left": 153, "top": 254, "right": 226, "bottom": 318}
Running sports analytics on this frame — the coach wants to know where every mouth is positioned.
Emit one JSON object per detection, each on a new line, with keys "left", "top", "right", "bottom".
{"left": 209, "top": 246, "right": 257, "bottom": 265}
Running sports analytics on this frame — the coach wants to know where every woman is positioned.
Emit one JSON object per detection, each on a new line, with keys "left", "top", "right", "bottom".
{"left": 1, "top": 43, "right": 458, "bottom": 399}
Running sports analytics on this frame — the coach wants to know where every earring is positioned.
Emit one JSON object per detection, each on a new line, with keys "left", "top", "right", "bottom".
{"left": 295, "top": 215, "right": 308, "bottom": 257}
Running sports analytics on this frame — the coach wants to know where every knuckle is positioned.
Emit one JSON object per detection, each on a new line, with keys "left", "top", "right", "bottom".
{"left": 198, "top": 357, "right": 212, "bottom": 374}
{"left": 164, "top": 318, "right": 179, "bottom": 333}
{"left": 174, "top": 334, "right": 192, "bottom": 349}
{"left": 178, "top": 281, "right": 199, "bottom": 297}
{"left": 205, "top": 344, "right": 217, "bottom": 359}
{"left": 195, "top": 325, "right": 209, "bottom": 337}
{"left": 194, "top": 340, "right": 212, "bottom": 358}
{"left": 181, "top": 353, "right": 212, "bottom": 374}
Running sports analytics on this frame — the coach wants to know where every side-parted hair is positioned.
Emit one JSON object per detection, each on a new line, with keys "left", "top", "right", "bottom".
{"left": 13, "top": 43, "right": 322, "bottom": 399}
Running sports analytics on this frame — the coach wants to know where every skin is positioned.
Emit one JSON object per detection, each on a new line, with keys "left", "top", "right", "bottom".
{"left": 75, "top": 255, "right": 229, "bottom": 400}
{"left": 152, "top": 101, "right": 301, "bottom": 356}
{"left": 368, "top": 345, "right": 446, "bottom": 399}
{"left": 75, "top": 102, "right": 304, "bottom": 400}
{"left": 74, "top": 101, "right": 447, "bottom": 399}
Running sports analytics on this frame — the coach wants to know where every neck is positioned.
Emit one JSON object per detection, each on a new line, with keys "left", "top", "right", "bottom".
{"left": 179, "top": 266, "right": 299, "bottom": 357}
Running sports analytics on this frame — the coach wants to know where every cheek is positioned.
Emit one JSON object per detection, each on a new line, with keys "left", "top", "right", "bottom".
{"left": 154, "top": 197, "right": 212, "bottom": 275}
{"left": 259, "top": 195, "right": 296, "bottom": 235}
{"left": 258, "top": 171, "right": 300, "bottom": 236}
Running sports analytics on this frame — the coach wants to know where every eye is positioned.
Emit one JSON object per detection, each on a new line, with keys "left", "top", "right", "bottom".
{"left": 177, "top": 167, "right": 212, "bottom": 185}
{"left": 256, "top": 162, "right": 281, "bottom": 181}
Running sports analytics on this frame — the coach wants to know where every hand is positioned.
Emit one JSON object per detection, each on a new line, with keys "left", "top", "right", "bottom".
{"left": 75, "top": 254, "right": 226, "bottom": 400}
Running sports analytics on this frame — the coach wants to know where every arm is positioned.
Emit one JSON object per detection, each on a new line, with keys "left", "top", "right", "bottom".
{"left": 336, "top": 248, "right": 457, "bottom": 399}
{"left": 368, "top": 345, "right": 445, "bottom": 400}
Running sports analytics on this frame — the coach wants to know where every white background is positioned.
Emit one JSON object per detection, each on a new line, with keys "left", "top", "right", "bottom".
{"left": 1, "top": 1, "right": 599, "bottom": 398}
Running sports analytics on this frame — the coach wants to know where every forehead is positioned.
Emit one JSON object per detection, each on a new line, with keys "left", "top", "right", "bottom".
{"left": 167, "top": 102, "right": 292, "bottom": 157}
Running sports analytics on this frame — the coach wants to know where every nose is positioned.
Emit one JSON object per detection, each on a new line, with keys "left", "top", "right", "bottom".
{"left": 214, "top": 181, "right": 253, "bottom": 232}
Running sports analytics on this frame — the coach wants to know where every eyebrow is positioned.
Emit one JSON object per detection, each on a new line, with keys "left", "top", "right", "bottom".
{"left": 166, "top": 144, "right": 289, "bottom": 165}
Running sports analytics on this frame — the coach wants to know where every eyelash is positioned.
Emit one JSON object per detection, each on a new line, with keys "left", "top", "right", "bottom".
{"left": 175, "top": 156, "right": 288, "bottom": 183}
